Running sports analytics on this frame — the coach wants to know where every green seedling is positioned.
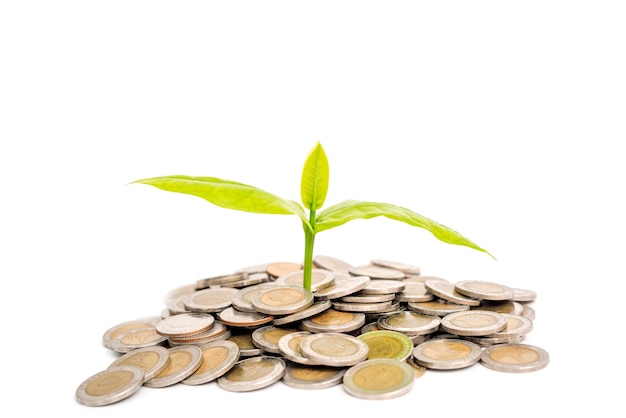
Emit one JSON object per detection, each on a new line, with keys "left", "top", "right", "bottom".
{"left": 132, "top": 142, "right": 492, "bottom": 290}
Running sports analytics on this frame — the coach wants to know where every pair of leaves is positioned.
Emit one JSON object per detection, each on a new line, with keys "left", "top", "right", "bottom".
{"left": 132, "top": 142, "right": 491, "bottom": 256}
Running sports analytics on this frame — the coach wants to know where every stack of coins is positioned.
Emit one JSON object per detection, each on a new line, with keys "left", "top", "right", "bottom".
{"left": 77, "top": 255, "right": 549, "bottom": 405}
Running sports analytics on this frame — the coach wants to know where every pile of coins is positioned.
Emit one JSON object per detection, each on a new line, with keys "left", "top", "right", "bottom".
{"left": 75, "top": 255, "right": 550, "bottom": 406}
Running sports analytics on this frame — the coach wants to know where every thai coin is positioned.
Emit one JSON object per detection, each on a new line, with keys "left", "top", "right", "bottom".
{"left": 183, "top": 287, "right": 239, "bottom": 313}
{"left": 217, "top": 356, "right": 286, "bottom": 392}
{"left": 110, "top": 327, "right": 168, "bottom": 353}
{"left": 407, "top": 299, "right": 470, "bottom": 316}
{"left": 360, "top": 322, "right": 383, "bottom": 334}
{"left": 377, "top": 311, "right": 441, "bottom": 336}
{"left": 333, "top": 300, "right": 396, "bottom": 314}
{"left": 218, "top": 272, "right": 271, "bottom": 289}
{"left": 371, "top": 259, "right": 421, "bottom": 275}
{"left": 313, "top": 255, "right": 354, "bottom": 274}
{"left": 167, "top": 321, "right": 229, "bottom": 345}
{"left": 521, "top": 304, "right": 536, "bottom": 321}
{"left": 277, "top": 331, "right": 320, "bottom": 365}
{"left": 358, "top": 330, "right": 413, "bottom": 361}
{"left": 251, "top": 325, "right": 300, "bottom": 354}
{"left": 299, "top": 332, "right": 369, "bottom": 367}
{"left": 155, "top": 312, "right": 215, "bottom": 338}
{"left": 480, "top": 343, "right": 549, "bottom": 373}
{"left": 274, "top": 269, "right": 335, "bottom": 292}
{"left": 282, "top": 363, "right": 347, "bottom": 390}
{"left": 166, "top": 294, "right": 191, "bottom": 315}
{"left": 313, "top": 274, "right": 370, "bottom": 300}
{"left": 195, "top": 273, "right": 246, "bottom": 290}
{"left": 300, "top": 309, "right": 366, "bottom": 334}
{"left": 265, "top": 262, "right": 302, "bottom": 278}
{"left": 227, "top": 331, "right": 263, "bottom": 357}
{"left": 217, "top": 306, "right": 274, "bottom": 328}
{"left": 272, "top": 300, "right": 332, "bottom": 326}
{"left": 349, "top": 264, "right": 406, "bottom": 280}
{"left": 424, "top": 279, "right": 480, "bottom": 306}
{"left": 182, "top": 340, "right": 240, "bottom": 385}
{"left": 440, "top": 310, "right": 507, "bottom": 336}
{"left": 143, "top": 345, "right": 203, "bottom": 388}
{"left": 359, "top": 279, "right": 406, "bottom": 295}
{"left": 102, "top": 316, "right": 162, "bottom": 350}
{"left": 395, "top": 281, "right": 434, "bottom": 303}
{"left": 108, "top": 345, "right": 170, "bottom": 382}
{"left": 464, "top": 333, "right": 526, "bottom": 347}
{"left": 486, "top": 313, "right": 533, "bottom": 338}
{"left": 405, "top": 356, "right": 427, "bottom": 378}
{"left": 472, "top": 300, "right": 524, "bottom": 315}
{"left": 250, "top": 285, "right": 314, "bottom": 315}
{"left": 76, "top": 365, "right": 144, "bottom": 407}
{"left": 231, "top": 283, "right": 275, "bottom": 313}
{"left": 413, "top": 339, "right": 482, "bottom": 370}
{"left": 511, "top": 287, "right": 537, "bottom": 302}
{"left": 163, "top": 283, "right": 197, "bottom": 305}
{"left": 403, "top": 275, "right": 449, "bottom": 284}
{"left": 454, "top": 280, "right": 515, "bottom": 301}
{"left": 343, "top": 358, "right": 415, "bottom": 400}
{"left": 168, "top": 330, "right": 232, "bottom": 347}
{"left": 340, "top": 292, "right": 395, "bottom": 303}
{"left": 236, "top": 263, "right": 269, "bottom": 274}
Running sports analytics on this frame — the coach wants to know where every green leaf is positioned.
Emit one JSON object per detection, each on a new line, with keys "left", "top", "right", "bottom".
{"left": 132, "top": 175, "right": 310, "bottom": 226}
{"left": 316, "top": 200, "right": 493, "bottom": 257}
{"left": 300, "top": 142, "right": 329, "bottom": 211}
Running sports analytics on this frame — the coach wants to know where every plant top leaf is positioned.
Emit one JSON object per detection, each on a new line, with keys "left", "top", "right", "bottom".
{"left": 316, "top": 199, "right": 493, "bottom": 258}
{"left": 300, "top": 142, "right": 329, "bottom": 211}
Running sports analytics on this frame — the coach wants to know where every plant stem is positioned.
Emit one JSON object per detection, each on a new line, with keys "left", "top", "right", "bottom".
{"left": 302, "top": 209, "right": 316, "bottom": 290}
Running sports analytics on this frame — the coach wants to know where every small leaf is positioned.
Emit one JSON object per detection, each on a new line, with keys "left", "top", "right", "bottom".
{"left": 300, "top": 142, "right": 329, "bottom": 211}
{"left": 316, "top": 200, "right": 493, "bottom": 257}
{"left": 132, "top": 175, "right": 309, "bottom": 226}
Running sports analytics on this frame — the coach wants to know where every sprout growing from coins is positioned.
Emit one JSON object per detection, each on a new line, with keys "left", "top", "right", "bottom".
{"left": 132, "top": 142, "right": 493, "bottom": 290}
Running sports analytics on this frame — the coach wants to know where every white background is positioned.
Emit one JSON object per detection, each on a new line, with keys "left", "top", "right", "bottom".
{"left": 1, "top": 1, "right": 624, "bottom": 416}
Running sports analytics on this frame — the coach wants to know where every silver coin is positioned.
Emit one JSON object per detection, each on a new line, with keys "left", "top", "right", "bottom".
{"left": 413, "top": 338, "right": 482, "bottom": 370}
{"left": 251, "top": 325, "right": 300, "bottom": 354}
{"left": 110, "top": 327, "right": 168, "bottom": 353}
{"left": 343, "top": 358, "right": 415, "bottom": 400}
{"left": 231, "top": 283, "right": 275, "bottom": 313}
{"left": 155, "top": 312, "right": 215, "bottom": 338}
{"left": 195, "top": 272, "right": 246, "bottom": 289}
{"left": 377, "top": 311, "right": 441, "bottom": 336}
{"left": 313, "top": 255, "right": 354, "bottom": 274}
{"left": 511, "top": 287, "right": 538, "bottom": 302}
{"left": 218, "top": 272, "right": 270, "bottom": 289}
{"left": 313, "top": 274, "right": 370, "bottom": 300}
{"left": 183, "top": 287, "right": 239, "bottom": 313}
{"left": 480, "top": 343, "right": 550, "bottom": 373}
{"left": 274, "top": 269, "right": 335, "bottom": 292}
{"left": 424, "top": 279, "right": 481, "bottom": 306}
{"left": 163, "top": 283, "right": 197, "bottom": 305}
{"left": 166, "top": 293, "right": 191, "bottom": 315}
{"left": 181, "top": 340, "right": 240, "bottom": 385}
{"left": 349, "top": 264, "right": 406, "bottom": 280}
{"left": 217, "top": 306, "right": 274, "bottom": 328}
{"left": 370, "top": 259, "right": 421, "bottom": 275}
{"left": 143, "top": 345, "right": 204, "bottom": 388}
{"left": 272, "top": 299, "right": 332, "bottom": 326}
{"left": 76, "top": 365, "right": 145, "bottom": 407}
{"left": 251, "top": 285, "right": 314, "bottom": 315}
{"left": 217, "top": 356, "right": 286, "bottom": 392}
{"left": 300, "top": 309, "right": 366, "bottom": 334}
{"left": 440, "top": 310, "right": 507, "bottom": 336}
{"left": 454, "top": 280, "right": 515, "bottom": 301}
{"left": 394, "top": 281, "right": 434, "bottom": 303}
{"left": 403, "top": 275, "right": 449, "bottom": 284}
{"left": 102, "top": 316, "right": 162, "bottom": 350}
{"left": 359, "top": 279, "right": 406, "bottom": 295}
{"left": 108, "top": 345, "right": 170, "bottom": 382}
{"left": 299, "top": 332, "right": 369, "bottom": 367}
{"left": 282, "top": 363, "right": 347, "bottom": 390}
{"left": 407, "top": 299, "right": 470, "bottom": 316}
{"left": 277, "top": 331, "right": 320, "bottom": 365}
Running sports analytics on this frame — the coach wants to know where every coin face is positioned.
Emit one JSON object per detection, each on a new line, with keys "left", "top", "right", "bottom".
{"left": 282, "top": 363, "right": 347, "bottom": 390}
{"left": 217, "top": 356, "right": 286, "bottom": 392}
{"left": 272, "top": 299, "right": 332, "bottom": 326}
{"left": 413, "top": 339, "right": 482, "bottom": 370}
{"left": 377, "top": 311, "right": 441, "bottom": 336}
{"left": 407, "top": 299, "right": 470, "bottom": 316}
{"left": 300, "top": 309, "right": 366, "bottom": 333}
{"left": 183, "top": 287, "right": 239, "bottom": 313}
{"left": 342, "top": 358, "right": 415, "bottom": 400}
{"left": 299, "top": 332, "right": 369, "bottom": 367}
{"left": 454, "top": 280, "right": 515, "bottom": 301}
{"left": 349, "top": 264, "right": 406, "bottom": 280}
{"left": 274, "top": 269, "right": 335, "bottom": 292}
{"left": 358, "top": 330, "right": 413, "bottom": 361}
{"left": 359, "top": 279, "right": 406, "bottom": 295}
{"left": 217, "top": 306, "right": 274, "bottom": 327}
{"left": 440, "top": 310, "right": 507, "bottom": 336}
{"left": 143, "top": 345, "right": 204, "bottom": 388}
{"left": 155, "top": 312, "right": 215, "bottom": 338}
{"left": 182, "top": 340, "right": 240, "bottom": 385}
{"left": 480, "top": 343, "right": 549, "bottom": 373}
{"left": 277, "top": 331, "right": 320, "bottom": 365}
{"left": 102, "top": 316, "right": 163, "bottom": 349}
{"left": 76, "top": 365, "right": 145, "bottom": 407}
{"left": 251, "top": 285, "right": 314, "bottom": 315}
{"left": 313, "top": 274, "right": 370, "bottom": 300}
{"left": 265, "top": 262, "right": 302, "bottom": 278}
{"left": 109, "top": 326, "right": 169, "bottom": 353}
{"left": 252, "top": 326, "right": 300, "bottom": 354}
{"left": 108, "top": 345, "right": 170, "bottom": 381}
{"left": 313, "top": 255, "right": 354, "bottom": 274}
{"left": 425, "top": 280, "right": 481, "bottom": 306}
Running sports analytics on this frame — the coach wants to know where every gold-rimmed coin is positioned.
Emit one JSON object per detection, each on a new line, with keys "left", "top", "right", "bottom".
{"left": 108, "top": 345, "right": 170, "bottom": 382}
{"left": 413, "top": 339, "right": 482, "bottom": 370}
{"left": 76, "top": 365, "right": 145, "bottom": 407}
{"left": 440, "top": 310, "right": 507, "bottom": 336}
{"left": 143, "top": 345, "right": 203, "bottom": 388}
{"left": 282, "top": 363, "right": 347, "bottom": 390}
{"left": 181, "top": 340, "right": 240, "bottom": 385}
{"left": 250, "top": 285, "right": 314, "bottom": 315}
{"left": 343, "top": 358, "right": 415, "bottom": 400}
{"left": 480, "top": 343, "right": 549, "bottom": 373}
{"left": 358, "top": 330, "right": 413, "bottom": 361}
{"left": 454, "top": 280, "right": 515, "bottom": 301}
{"left": 217, "top": 356, "right": 286, "bottom": 392}
{"left": 299, "top": 332, "right": 369, "bottom": 367}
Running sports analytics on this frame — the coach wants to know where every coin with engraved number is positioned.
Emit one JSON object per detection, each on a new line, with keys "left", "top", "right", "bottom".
{"left": 454, "top": 280, "right": 515, "bottom": 301}
{"left": 313, "top": 254, "right": 354, "bottom": 274}
{"left": 282, "top": 363, "right": 347, "bottom": 389}
{"left": 155, "top": 312, "right": 215, "bottom": 338}
{"left": 424, "top": 280, "right": 481, "bottom": 306}
{"left": 413, "top": 338, "right": 482, "bottom": 370}
{"left": 480, "top": 343, "right": 549, "bottom": 373}
{"left": 217, "top": 356, "right": 286, "bottom": 392}
{"left": 343, "top": 358, "right": 415, "bottom": 400}
{"left": 182, "top": 340, "right": 240, "bottom": 385}
{"left": 358, "top": 330, "right": 413, "bottom": 361}
{"left": 76, "top": 365, "right": 145, "bottom": 407}
{"left": 143, "top": 345, "right": 203, "bottom": 388}
{"left": 440, "top": 310, "right": 507, "bottom": 336}
{"left": 251, "top": 285, "right": 314, "bottom": 315}
{"left": 299, "top": 332, "right": 369, "bottom": 367}
{"left": 108, "top": 345, "right": 170, "bottom": 382}
{"left": 183, "top": 287, "right": 239, "bottom": 313}
{"left": 371, "top": 259, "right": 421, "bottom": 275}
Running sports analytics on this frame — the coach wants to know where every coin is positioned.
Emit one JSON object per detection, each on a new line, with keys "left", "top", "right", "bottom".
{"left": 299, "top": 332, "right": 369, "bottom": 367}
{"left": 371, "top": 259, "right": 421, "bottom": 275}
{"left": 182, "top": 340, "right": 240, "bottom": 385}
{"left": 155, "top": 312, "right": 216, "bottom": 338}
{"left": 195, "top": 273, "right": 246, "bottom": 290}
{"left": 407, "top": 299, "right": 470, "bottom": 316}
{"left": 274, "top": 269, "right": 335, "bottom": 292}
{"left": 413, "top": 339, "right": 482, "bottom": 370}
{"left": 183, "top": 287, "right": 239, "bottom": 313}
{"left": 167, "top": 321, "right": 229, "bottom": 345}
{"left": 359, "top": 279, "right": 406, "bottom": 295}
{"left": 272, "top": 299, "right": 332, "bottom": 326}
{"left": 486, "top": 313, "right": 533, "bottom": 338}
{"left": 424, "top": 279, "right": 480, "bottom": 306}
{"left": 350, "top": 265, "right": 406, "bottom": 280}
{"left": 440, "top": 310, "right": 507, "bottom": 336}
{"left": 405, "top": 356, "right": 427, "bottom": 378}
{"left": 217, "top": 306, "right": 275, "bottom": 328}
{"left": 282, "top": 363, "right": 347, "bottom": 390}
{"left": 217, "top": 356, "right": 286, "bottom": 392}
{"left": 218, "top": 272, "right": 270, "bottom": 289}
{"left": 480, "top": 343, "right": 549, "bottom": 373}
{"left": 340, "top": 292, "right": 396, "bottom": 303}
{"left": 313, "top": 254, "right": 354, "bottom": 274}
{"left": 251, "top": 285, "right": 314, "bottom": 315}
{"left": 227, "top": 331, "right": 263, "bottom": 357}
{"left": 231, "top": 283, "right": 274, "bottom": 313}
{"left": 143, "top": 345, "right": 204, "bottom": 388}
{"left": 166, "top": 294, "right": 191, "bottom": 315}
{"left": 277, "top": 331, "right": 320, "bottom": 365}
{"left": 300, "top": 309, "right": 366, "bottom": 333}
{"left": 265, "top": 262, "right": 302, "bottom": 278}
{"left": 333, "top": 300, "right": 395, "bottom": 313}
{"left": 377, "top": 311, "right": 441, "bottom": 336}
{"left": 108, "top": 345, "right": 170, "bottom": 381}
{"left": 313, "top": 274, "right": 370, "bottom": 300}
{"left": 236, "top": 263, "right": 269, "bottom": 274}
{"left": 521, "top": 304, "right": 536, "bottom": 321}
{"left": 454, "top": 280, "right": 515, "bottom": 301}
{"left": 511, "top": 287, "right": 538, "bottom": 302}
{"left": 76, "top": 365, "right": 145, "bottom": 407}
{"left": 110, "top": 327, "right": 168, "bottom": 353}
{"left": 252, "top": 325, "right": 300, "bottom": 354}
{"left": 394, "top": 281, "right": 434, "bottom": 303}
{"left": 102, "top": 316, "right": 162, "bottom": 350}
{"left": 472, "top": 300, "right": 524, "bottom": 315}
{"left": 358, "top": 330, "right": 413, "bottom": 361}
{"left": 343, "top": 358, "right": 415, "bottom": 400}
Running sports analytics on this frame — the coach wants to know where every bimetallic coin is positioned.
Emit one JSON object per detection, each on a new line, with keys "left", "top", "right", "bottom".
{"left": 272, "top": 300, "right": 332, "bottom": 326}
{"left": 454, "top": 280, "right": 515, "bottom": 301}
{"left": 360, "top": 322, "right": 383, "bottom": 334}
{"left": 195, "top": 273, "right": 245, "bottom": 290}
{"left": 282, "top": 364, "right": 347, "bottom": 390}
{"left": 407, "top": 299, "right": 470, "bottom": 316}
{"left": 521, "top": 304, "right": 536, "bottom": 321}
{"left": 313, "top": 274, "right": 370, "bottom": 300}
{"left": 163, "top": 283, "right": 197, "bottom": 304}
{"left": 236, "top": 263, "right": 269, "bottom": 274}
{"left": 464, "top": 333, "right": 526, "bottom": 347}
{"left": 403, "top": 275, "right": 448, "bottom": 284}
{"left": 424, "top": 280, "right": 481, "bottom": 306}
{"left": 110, "top": 327, "right": 168, "bottom": 353}
{"left": 265, "top": 262, "right": 302, "bottom": 278}
{"left": 473, "top": 300, "right": 524, "bottom": 315}
{"left": 511, "top": 287, "right": 538, "bottom": 302}
{"left": 377, "top": 311, "right": 441, "bottom": 336}
{"left": 227, "top": 332, "right": 263, "bottom": 357}
{"left": 166, "top": 294, "right": 191, "bottom": 315}
{"left": 218, "top": 272, "right": 270, "bottom": 289}
{"left": 343, "top": 358, "right": 415, "bottom": 400}
{"left": 358, "top": 330, "right": 413, "bottom": 361}
{"left": 217, "top": 356, "right": 286, "bottom": 392}
{"left": 299, "top": 332, "right": 369, "bottom": 367}
{"left": 486, "top": 313, "right": 533, "bottom": 338}
{"left": 300, "top": 309, "right": 366, "bottom": 333}
{"left": 349, "top": 264, "right": 406, "bottom": 280}
{"left": 359, "top": 279, "right": 406, "bottom": 295}
{"left": 251, "top": 285, "right": 314, "bottom": 315}
{"left": 480, "top": 343, "right": 549, "bottom": 373}
{"left": 278, "top": 331, "right": 320, "bottom": 365}
{"left": 155, "top": 312, "right": 215, "bottom": 338}
{"left": 231, "top": 284, "right": 274, "bottom": 313}
{"left": 108, "top": 345, "right": 170, "bottom": 382}
{"left": 167, "top": 321, "right": 229, "bottom": 346}
{"left": 440, "top": 310, "right": 507, "bottom": 336}
{"left": 274, "top": 269, "right": 335, "bottom": 292}
{"left": 217, "top": 306, "right": 274, "bottom": 328}
{"left": 76, "top": 365, "right": 144, "bottom": 407}
{"left": 405, "top": 356, "right": 427, "bottom": 378}
{"left": 313, "top": 254, "right": 354, "bottom": 274}
{"left": 183, "top": 287, "right": 239, "bottom": 313}
{"left": 413, "top": 339, "right": 482, "bottom": 370}
{"left": 143, "top": 345, "right": 203, "bottom": 388}
{"left": 182, "top": 340, "right": 240, "bottom": 385}
{"left": 395, "top": 281, "right": 434, "bottom": 303}
{"left": 341, "top": 292, "right": 395, "bottom": 303}
{"left": 371, "top": 259, "right": 421, "bottom": 275}
{"left": 252, "top": 326, "right": 300, "bottom": 354}
{"left": 332, "top": 300, "right": 395, "bottom": 313}
{"left": 102, "top": 316, "right": 162, "bottom": 350}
